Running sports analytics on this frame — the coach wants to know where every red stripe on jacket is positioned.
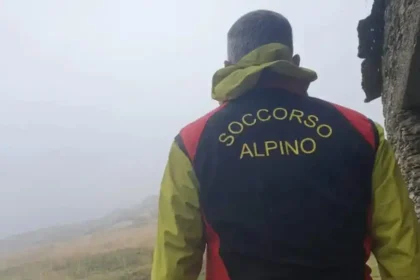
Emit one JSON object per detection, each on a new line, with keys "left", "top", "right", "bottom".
{"left": 180, "top": 104, "right": 227, "bottom": 161}
{"left": 331, "top": 102, "right": 376, "bottom": 280}
{"left": 178, "top": 103, "right": 230, "bottom": 280}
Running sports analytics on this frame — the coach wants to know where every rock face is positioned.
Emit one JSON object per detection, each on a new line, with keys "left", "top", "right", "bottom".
{"left": 357, "top": 0, "right": 385, "bottom": 103}
{"left": 358, "top": 0, "right": 420, "bottom": 221}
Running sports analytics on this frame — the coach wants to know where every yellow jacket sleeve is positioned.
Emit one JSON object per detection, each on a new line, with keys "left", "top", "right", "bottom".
{"left": 151, "top": 141, "right": 205, "bottom": 280}
{"left": 371, "top": 123, "right": 420, "bottom": 280}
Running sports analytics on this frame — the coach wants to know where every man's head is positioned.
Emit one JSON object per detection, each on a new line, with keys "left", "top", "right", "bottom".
{"left": 226, "top": 10, "right": 298, "bottom": 66}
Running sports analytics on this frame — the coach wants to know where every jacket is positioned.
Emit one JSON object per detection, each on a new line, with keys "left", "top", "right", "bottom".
{"left": 151, "top": 43, "right": 420, "bottom": 280}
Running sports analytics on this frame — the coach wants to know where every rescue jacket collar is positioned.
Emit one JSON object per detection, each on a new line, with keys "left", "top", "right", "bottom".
{"left": 212, "top": 43, "right": 318, "bottom": 103}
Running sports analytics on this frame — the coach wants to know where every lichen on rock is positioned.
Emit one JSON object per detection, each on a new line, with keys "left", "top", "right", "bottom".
{"left": 360, "top": 0, "right": 420, "bottom": 221}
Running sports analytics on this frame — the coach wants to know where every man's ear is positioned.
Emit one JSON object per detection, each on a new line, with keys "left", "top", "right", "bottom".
{"left": 224, "top": 60, "right": 233, "bottom": 67}
{"left": 292, "top": 54, "right": 300, "bottom": 66}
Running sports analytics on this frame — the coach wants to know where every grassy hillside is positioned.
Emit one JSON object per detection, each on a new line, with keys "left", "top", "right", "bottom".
{"left": 0, "top": 195, "right": 380, "bottom": 280}
{"left": 0, "top": 196, "right": 158, "bottom": 257}
{"left": 0, "top": 225, "right": 380, "bottom": 280}
{"left": 0, "top": 223, "right": 208, "bottom": 280}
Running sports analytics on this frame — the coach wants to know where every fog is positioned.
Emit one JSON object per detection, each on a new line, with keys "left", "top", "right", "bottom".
{"left": 0, "top": 0, "right": 380, "bottom": 238}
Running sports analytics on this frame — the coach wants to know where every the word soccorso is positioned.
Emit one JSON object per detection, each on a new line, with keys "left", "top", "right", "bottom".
{"left": 218, "top": 108, "right": 333, "bottom": 159}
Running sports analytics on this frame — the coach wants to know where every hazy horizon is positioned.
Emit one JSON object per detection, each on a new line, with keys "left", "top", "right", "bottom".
{"left": 0, "top": 0, "right": 382, "bottom": 238}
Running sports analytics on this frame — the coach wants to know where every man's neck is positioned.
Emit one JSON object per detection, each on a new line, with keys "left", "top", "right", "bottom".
{"left": 258, "top": 76, "right": 310, "bottom": 96}
{"left": 256, "top": 69, "right": 310, "bottom": 95}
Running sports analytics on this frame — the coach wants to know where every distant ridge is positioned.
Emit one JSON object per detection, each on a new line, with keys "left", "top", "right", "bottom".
{"left": 0, "top": 195, "right": 158, "bottom": 256}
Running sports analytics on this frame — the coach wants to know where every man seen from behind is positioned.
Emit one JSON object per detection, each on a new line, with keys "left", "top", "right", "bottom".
{"left": 152, "top": 10, "right": 420, "bottom": 280}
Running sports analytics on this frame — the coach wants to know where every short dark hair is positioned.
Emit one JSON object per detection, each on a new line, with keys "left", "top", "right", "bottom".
{"left": 227, "top": 10, "right": 293, "bottom": 63}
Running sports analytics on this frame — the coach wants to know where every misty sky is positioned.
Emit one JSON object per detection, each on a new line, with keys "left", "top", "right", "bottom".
{"left": 0, "top": 0, "right": 382, "bottom": 238}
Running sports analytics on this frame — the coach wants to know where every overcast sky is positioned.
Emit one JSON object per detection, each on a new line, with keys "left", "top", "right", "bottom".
{"left": 0, "top": 0, "right": 381, "bottom": 238}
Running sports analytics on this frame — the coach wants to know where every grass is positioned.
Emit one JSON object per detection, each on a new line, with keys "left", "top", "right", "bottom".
{"left": 0, "top": 225, "right": 156, "bottom": 280}
{"left": 0, "top": 223, "right": 380, "bottom": 280}
{"left": 0, "top": 248, "right": 152, "bottom": 280}
{"left": 369, "top": 256, "right": 380, "bottom": 280}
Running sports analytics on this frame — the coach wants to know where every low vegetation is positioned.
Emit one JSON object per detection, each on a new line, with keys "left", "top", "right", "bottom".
{"left": 0, "top": 196, "right": 379, "bottom": 280}
{"left": 1, "top": 247, "right": 151, "bottom": 280}
{"left": 0, "top": 225, "right": 379, "bottom": 280}
{"left": 0, "top": 224, "right": 208, "bottom": 280}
